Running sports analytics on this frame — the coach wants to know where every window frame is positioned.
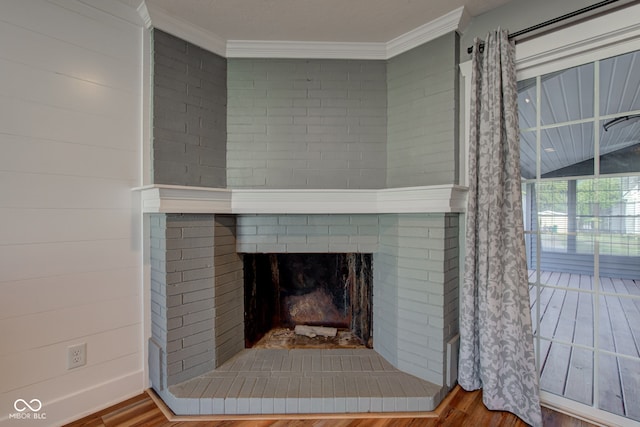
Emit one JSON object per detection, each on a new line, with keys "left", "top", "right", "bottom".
{"left": 458, "top": 4, "right": 640, "bottom": 426}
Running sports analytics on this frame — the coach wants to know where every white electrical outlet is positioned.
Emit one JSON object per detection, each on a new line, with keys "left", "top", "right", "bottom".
{"left": 67, "top": 343, "right": 87, "bottom": 369}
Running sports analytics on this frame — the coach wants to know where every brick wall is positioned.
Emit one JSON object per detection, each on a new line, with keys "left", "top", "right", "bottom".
{"left": 150, "top": 214, "right": 169, "bottom": 389}
{"left": 236, "top": 214, "right": 379, "bottom": 253}
{"left": 226, "top": 59, "right": 387, "bottom": 189}
{"left": 443, "top": 214, "right": 459, "bottom": 352}
{"left": 387, "top": 33, "right": 459, "bottom": 187}
{"left": 152, "top": 32, "right": 461, "bottom": 190}
{"left": 212, "top": 215, "right": 244, "bottom": 364}
{"left": 374, "top": 213, "right": 459, "bottom": 387}
{"left": 150, "top": 214, "right": 243, "bottom": 387}
{"left": 153, "top": 30, "right": 227, "bottom": 187}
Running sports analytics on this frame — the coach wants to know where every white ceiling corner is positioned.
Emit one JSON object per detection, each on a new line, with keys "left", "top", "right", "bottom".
{"left": 136, "top": 1, "right": 152, "bottom": 29}
{"left": 144, "top": 4, "right": 227, "bottom": 57}
{"left": 386, "top": 6, "right": 466, "bottom": 58}
{"left": 142, "top": 2, "right": 470, "bottom": 60}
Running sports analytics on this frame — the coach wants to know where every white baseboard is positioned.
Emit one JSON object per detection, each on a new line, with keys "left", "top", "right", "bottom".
{"left": 0, "top": 370, "right": 145, "bottom": 426}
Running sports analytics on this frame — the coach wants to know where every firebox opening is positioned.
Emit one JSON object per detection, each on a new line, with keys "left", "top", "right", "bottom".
{"left": 243, "top": 253, "right": 373, "bottom": 349}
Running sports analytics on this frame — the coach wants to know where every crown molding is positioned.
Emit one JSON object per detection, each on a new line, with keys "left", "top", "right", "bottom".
{"left": 226, "top": 40, "right": 387, "bottom": 60}
{"left": 386, "top": 6, "right": 466, "bottom": 58}
{"left": 144, "top": 4, "right": 467, "bottom": 60}
{"left": 136, "top": 1, "right": 152, "bottom": 29}
{"left": 146, "top": 4, "right": 226, "bottom": 57}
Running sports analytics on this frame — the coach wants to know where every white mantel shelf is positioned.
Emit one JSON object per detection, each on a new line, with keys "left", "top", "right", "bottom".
{"left": 133, "top": 184, "right": 468, "bottom": 214}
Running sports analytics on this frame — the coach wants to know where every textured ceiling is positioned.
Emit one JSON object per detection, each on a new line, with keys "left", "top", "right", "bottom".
{"left": 142, "top": 0, "right": 511, "bottom": 43}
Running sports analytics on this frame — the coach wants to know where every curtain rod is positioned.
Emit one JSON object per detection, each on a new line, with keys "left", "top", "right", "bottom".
{"left": 467, "top": 0, "right": 621, "bottom": 54}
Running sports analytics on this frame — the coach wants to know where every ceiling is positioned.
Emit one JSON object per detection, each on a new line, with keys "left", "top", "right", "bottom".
{"left": 142, "top": 0, "right": 511, "bottom": 43}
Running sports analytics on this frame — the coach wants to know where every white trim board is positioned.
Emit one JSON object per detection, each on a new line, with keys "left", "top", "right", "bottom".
{"left": 225, "top": 40, "right": 387, "bottom": 60}
{"left": 514, "top": 2, "right": 640, "bottom": 79}
{"left": 0, "top": 371, "right": 144, "bottom": 426}
{"left": 458, "top": 2, "right": 640, "bottom": 187}
{"left": 133, "top": 184, "right": 468, "bottom": 214}
{"left": 141, "top": 5, "right": 466, "bottom": 60}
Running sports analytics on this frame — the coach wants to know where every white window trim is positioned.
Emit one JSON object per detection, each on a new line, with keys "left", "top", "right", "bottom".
{"left": 459, "top": 4, "right": 640, "bottom": 426}
{"left": 459, "top": 2, "right": 640, "bottom": 188}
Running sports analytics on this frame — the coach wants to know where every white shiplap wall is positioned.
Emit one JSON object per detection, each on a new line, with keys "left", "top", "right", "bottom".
{"left": 0, "top": 1, "right": 145, "bottom": 425}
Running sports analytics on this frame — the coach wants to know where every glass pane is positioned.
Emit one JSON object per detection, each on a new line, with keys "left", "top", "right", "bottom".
{"left": 576, "top": 179, "right": 597, "bottom": 257}
{"left": 597, "top": 176, "right": 640, "bottom": 266}
{"left": 540, "top": 341, "right": 594, "bottom": 407}
{"left": 522, "top": 181, "right": 536, "bottom": 231}
{"left": 600, "top": 49, "right": 640, "bottom": 116}
{"left": 520, "top": 131, "right": 537, "bottom": 179}
{"left": 599, "top": 274, "right": 640, "bottom": 298}
{"left": 538, "top": 289, "right": 593, "bottom": 341}
{"left": 599, "top": 295, "right": 640, "bottom": 358}
{"left": 598, "top": 233, "right": 640, "bottom": 257}
{"left": 541, "top": 63, "right": 594, "bottom": 125}
{"left": 540, "top": 341, "right": 572, "bottom": 396}
{"left": 537, "top": 181, "right": 568, "bottom": 254}
{"left": 530, "top": 282, "right": 539, "bottom": 338}
{"left": 518, "top": 77, "right": 537, "bottom": 131}
{"left": 599, "top": 118, "right": 640, "bottom": 174}
{"left": 564, "top": 347, "right": 594, "bottom": 406}
{"left": 540, "top": 123, "right": 594, "bottom": 178}
{"left": 599, "top": 353, "right": 640, "bottom": 421}
{"left": 535, "top": 180, "right": 596, "bottom": 276}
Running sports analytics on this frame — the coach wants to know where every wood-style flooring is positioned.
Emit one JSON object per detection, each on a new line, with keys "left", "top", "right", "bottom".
{"left": 65, "top": 385, "right": 598, "bottom": 427}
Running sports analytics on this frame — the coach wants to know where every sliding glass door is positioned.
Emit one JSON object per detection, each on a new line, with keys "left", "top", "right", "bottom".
{"left": 519, "top": 49, "right": 640, "bottom": 423}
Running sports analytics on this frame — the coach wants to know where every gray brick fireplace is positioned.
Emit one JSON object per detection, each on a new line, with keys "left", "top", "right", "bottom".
{"left": 144, "top": 23, "right": 465, "bottom": 416}
{"left": 147, "top": 207, "right": 461, "bottom": 415}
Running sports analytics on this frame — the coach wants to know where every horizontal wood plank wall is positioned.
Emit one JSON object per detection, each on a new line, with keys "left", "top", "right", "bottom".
{"left": 0, "top": 1, "right": 145, "bottom": 425}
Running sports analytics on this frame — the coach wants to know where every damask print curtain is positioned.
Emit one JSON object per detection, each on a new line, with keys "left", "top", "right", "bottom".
{"left": 458, "top": 29, "right": 542, "bottom": 427}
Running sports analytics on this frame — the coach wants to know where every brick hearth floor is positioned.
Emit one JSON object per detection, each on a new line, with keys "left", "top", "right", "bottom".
{"left": 166, "top": 348, "right": 442, "bottom": 415}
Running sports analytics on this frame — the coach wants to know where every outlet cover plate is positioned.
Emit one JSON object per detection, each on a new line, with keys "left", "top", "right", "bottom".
{"left": 67, "top": 343, "right": 86, "bottom": 369}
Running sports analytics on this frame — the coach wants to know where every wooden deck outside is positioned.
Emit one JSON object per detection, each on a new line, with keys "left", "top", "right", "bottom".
{"left": 528, "top": 270, "right": 640, "bottom": 422}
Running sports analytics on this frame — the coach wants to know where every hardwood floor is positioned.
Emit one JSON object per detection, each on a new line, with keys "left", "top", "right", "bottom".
{"left": 65, "top": 386, "right": 598, "bottom": 427}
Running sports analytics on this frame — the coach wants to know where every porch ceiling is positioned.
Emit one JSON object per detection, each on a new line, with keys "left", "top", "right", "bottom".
{"left": 518, "top": 50, "right": 640, "bottom": 179}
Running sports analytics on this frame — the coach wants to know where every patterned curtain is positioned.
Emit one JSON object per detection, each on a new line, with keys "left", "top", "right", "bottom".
{"left": 458, "top": 29, "right": 542, "bottom": 427}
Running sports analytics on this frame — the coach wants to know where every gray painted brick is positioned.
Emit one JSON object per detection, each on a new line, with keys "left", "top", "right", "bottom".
{"left": 227, "top": 58, "right": 386, "bottom": 189}
{"left": 285, "top": 225, "right": 329, "bottom": 235}
{"left": 153, "top": 30, "right": 226, "bottom": 187}
{"left": 182, "top": 267, "right": 214, "bottom": 282}
{"left": 387, "top": 33, "right": 457, "bottom": 188}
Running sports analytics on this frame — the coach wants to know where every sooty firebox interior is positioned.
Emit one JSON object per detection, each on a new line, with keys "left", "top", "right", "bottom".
{"left": 243, "top": 253, "right": 372, "bottom": 348}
